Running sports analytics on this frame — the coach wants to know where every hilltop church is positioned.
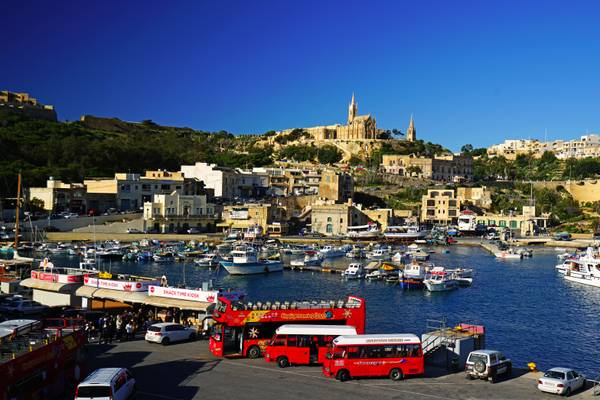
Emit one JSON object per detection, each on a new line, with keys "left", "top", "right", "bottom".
{"left": 287, "top": 94, "right": 416, "bottom": 143}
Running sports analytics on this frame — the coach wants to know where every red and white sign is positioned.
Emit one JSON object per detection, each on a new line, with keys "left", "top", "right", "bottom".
{"left": 148, "top": 285, "right": 219, "bottom": 303}
{"left": 31, "top": 270, "right": 83, "bottom": 284}
{"left": 84, "top": 276, "right": 159, "bottom": 292}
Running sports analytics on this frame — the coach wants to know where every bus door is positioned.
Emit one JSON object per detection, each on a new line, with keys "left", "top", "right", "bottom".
{"left": 287, "top": 335, "right": 310, "bottom": 365}
{"left": 223, "top": 326, "right": 243, "bottom": 355}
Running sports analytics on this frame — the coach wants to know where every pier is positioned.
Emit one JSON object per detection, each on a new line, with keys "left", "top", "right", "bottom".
{"left": 72, "top": 339, "right": 598, "bottom": 400}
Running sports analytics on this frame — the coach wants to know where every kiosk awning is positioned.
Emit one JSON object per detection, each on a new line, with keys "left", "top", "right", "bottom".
{"left": 75, "top": 285, "right": 98, "bottom": 298}
{"left": 144, "top": 296, "right": 212, "bottom": 312}
{"left": 91, "top": 289, "right": 149, "bottom": 304}
{"left": 20, "top": 278, "right": 80, "bottom": 294}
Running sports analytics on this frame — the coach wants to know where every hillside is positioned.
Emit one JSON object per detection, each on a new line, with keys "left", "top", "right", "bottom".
{"left": 0, "top": 113, "right": 272, "bottom": 196}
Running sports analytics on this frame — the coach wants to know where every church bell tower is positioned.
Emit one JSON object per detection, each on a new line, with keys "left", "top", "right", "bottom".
{"left": 348, "top": 93, "right": 357, "bottom": 124}
{"left": 407, "top": 115, "right": 416, "bottom": 142}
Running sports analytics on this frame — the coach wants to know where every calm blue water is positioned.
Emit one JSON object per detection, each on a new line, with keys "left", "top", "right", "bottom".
{"left": 57, "top": 246, "right": 600, "bottom": 376}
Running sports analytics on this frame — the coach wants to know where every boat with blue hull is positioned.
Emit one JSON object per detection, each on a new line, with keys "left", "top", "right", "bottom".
{"left": 219, "top": 246, "right": 283, "bottom": 275}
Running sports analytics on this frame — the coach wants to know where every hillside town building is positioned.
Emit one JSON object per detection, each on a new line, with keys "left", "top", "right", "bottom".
{"left": 381, "top": 154, "right": 473, "bottom": 182}
{"left": 0, "top": 90, "right": 57, "bottom": 121}
{"left": 143, "top": 192, "right": 217, "bottom": 233}
{"left": 421, "top": 189, "right": 461, "bottom": 225}
{"left": 487, "top": 134, "right": 600, "bottom": 160}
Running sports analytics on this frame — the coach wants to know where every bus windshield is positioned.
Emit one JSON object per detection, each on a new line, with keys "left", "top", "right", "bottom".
{"left": 216, "top": 300, "right": 227, "bottom": 313}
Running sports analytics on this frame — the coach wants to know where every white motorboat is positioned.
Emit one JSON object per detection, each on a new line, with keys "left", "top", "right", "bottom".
{"left": 153, "top": 252, "right": 175, "bottom": 262}
{"left": 447, "top": 268, "right": 474, "bottom": 286}
{"left": 365, "top": 269, "right": 388, "bottom": 281}
{"left": 219, "top": 246, "right": 283, "bottom": 275}
{"left": 557, "top": 251, "right": 576, "bottom": 261}
{"left": 319, "top": 245, "right": 346, "bottom": 258}
{"left": 495, "top": 248, "right": 523, "bottom": 259}
{"left": 194, "top": 253, "right": 221, "bottom": 268}
{"left": 555, "top": 260, "right": 570, "bottom": 274}
{"left": 342, "top": 263, "right": 365, "bottom": 279}
{"left": 366, "top": 247, "right": 391, "bottom": 260}
{"left": 347, "top": 224, "right": 381, "bottom": 240}
{"left": 391, "top": 252, "right": 410, "bottom": 263}
{"left": 383, "top": 225, "right": 428, "bottom": 240}
{"left": 290, "top": 251, "right": 324, "bottom": 267}
{"left": 424, "top": 267, "right": 459, "bottom": 292}
{"left": 563, "top": 247, "right": 600, "bottom": 287}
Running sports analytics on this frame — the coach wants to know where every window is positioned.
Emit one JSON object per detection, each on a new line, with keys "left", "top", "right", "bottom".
{"left": 327, "top": 217, "right": 332, "bottom": 222}
{"left": 510, "top": 220, "right": 518, "bottom": 229}
{"left": 271, "top": 336, "right": 286, "bottom": 347}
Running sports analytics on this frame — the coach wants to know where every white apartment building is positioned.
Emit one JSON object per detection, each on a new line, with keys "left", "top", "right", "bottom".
{"left": 487, "top": 134, "right": 600, "bottom": 160}
{"left": 143, "top": 192, "right": 217, "bottom": 233}
{"left": 180, "top": 162, "right": 267, "bottom": 199}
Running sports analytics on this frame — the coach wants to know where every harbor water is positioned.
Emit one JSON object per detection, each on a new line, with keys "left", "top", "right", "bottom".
{"left": 58, "top": 245, "right": 599, "bottom": 377}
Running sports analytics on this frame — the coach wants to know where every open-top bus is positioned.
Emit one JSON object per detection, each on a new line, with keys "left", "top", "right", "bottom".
{"left": 264, "top": 324, "right": 358, "bottom": 367}
{"left": 322, "top": 334, "right": 424, "bottom": 381}
{"left": 209, "top": 295, "right": 365, "bottom": 358}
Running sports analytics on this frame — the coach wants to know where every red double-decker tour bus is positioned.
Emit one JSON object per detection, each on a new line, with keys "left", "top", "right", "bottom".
{"left": 209, "top": 295, "right": 366, "bottom": 358}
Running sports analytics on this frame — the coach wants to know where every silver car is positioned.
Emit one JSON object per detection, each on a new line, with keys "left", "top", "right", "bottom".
{"left": 537, "top": 367, "right": 586, "bottom": 396}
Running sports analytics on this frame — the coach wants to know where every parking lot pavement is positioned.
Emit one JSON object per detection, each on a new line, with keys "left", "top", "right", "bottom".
{"left": 75, "top": 339, "right": 594, "bottom": 400}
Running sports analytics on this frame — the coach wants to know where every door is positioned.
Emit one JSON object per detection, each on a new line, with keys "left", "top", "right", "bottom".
{"left": 295, "top": 335, "right": 311, "bottom": 365}
{"left": 223, "top": 326, "right": 242, "bottom": 355}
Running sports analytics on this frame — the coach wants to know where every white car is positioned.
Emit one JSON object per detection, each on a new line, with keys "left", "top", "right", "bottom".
{"left": 537, "top": 367, "right": 586, "bottom": 396}
{"left": 76, "top": 368, "right": 136, "bottom": 400}
{"left": 145, "top": 322, "right": 197, "bottom": 345}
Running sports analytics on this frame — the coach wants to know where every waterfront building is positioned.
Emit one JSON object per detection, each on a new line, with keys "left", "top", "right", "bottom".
{"left": 311, "top": 201, "right": 368, "bottom": 236}
{"left": 381, "top": 154, "right": 473, "bottom": 182}
{"left": 218, "top": 203, "right": 288, "bottom": 236}
{"left": 250, "top": 166, "right": 353, "bottom": 202}
{"left": 85, "top": 170, "right": 205, "bottom": 211}
{"left": 421, "top": 189, "right": 461, "bottom": 225}
{"left": 456, "top": 186, "right": 493, "bottom": 210}
{"left": 476, "top": 205, "right": 549, "bottom": 236}
{"left": 0, "top": 90, "right": 57, "bottom": 121}
{"left": 143, "top": 191, "right": 217, "bottom": 233}
{"left": 181, "top": 162, "right": 266, "bottom": 200}
{"left": 28, "top": 177, "right": 116, "bottom": 213}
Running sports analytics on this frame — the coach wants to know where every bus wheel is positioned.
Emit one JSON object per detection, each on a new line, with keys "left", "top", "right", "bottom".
{"left": 247, "top": 345, "right": 261, "bottom": 359}
{"left": 277, "top": 356, "right": 289, "bottom": 368}
{"left": 389, "top": 368, "right": 404, "bottom": 381}
{"left": 336, "top": 369, "right": 350, "bottom": 382}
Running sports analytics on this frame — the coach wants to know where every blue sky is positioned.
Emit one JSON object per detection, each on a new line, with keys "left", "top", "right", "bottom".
{"left": 2, "top": 0, "right": 600, "bottom": 150}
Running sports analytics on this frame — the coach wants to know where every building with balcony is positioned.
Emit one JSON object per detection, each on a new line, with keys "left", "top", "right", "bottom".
{"left": 28, "top": 178, "right": 116, "bottom": 214}
{"left": 421, "top": 189, "right": 461, "bottom": 225}
{"left": 218, "top": 203, "right": 288, "bottom": 236}
{"left": 143, "top": 192, "right": 217, "bottom": 233}
{"left": 84, "top": 170, "right": 205, "bottom": 211}
{"left": 381, "top": 154, "right": 473, "bottom": 182}
{"left": 181, "top": 162, "right": 267, "bottom": 200}
{"left": 476, "top": 205, "right": 549, "bottom": 236}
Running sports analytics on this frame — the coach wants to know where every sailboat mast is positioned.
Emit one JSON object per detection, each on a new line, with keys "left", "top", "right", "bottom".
{"left": 14, "top": 173, "right": 21, "bottom": 249}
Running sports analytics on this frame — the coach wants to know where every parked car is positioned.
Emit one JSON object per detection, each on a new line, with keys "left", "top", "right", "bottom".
{"left": 465, "top": 350, "right": 512, "bottom": 383}
{"left": 537, "top": 367, "right": 586, "bottom": 396}
{"left": 187, "top": 227, "right": 201, "bottom": 234}
{"left": 75, "top": 368, "right": 136, "bottom": 400}
{"left": 1, "top": 298, "right": 49, "bottom": 315}
{"left": 145, "top": 322, "right": 197, "bottom": 345}
{"left": 127, "top": 228, "right": 142, "bottom": 234}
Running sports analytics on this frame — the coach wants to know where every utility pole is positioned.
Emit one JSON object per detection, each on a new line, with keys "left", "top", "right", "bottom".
{"left": 14, "top": 172, "right": 21, "bottom": 250}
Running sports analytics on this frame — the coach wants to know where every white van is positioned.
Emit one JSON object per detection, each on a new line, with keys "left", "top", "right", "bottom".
{"left": 75, "top": 368, "right": 136, "bottom": 400}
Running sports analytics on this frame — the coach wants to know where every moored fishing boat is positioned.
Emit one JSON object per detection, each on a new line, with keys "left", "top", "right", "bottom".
{"left": 347, "top": 224, "right": 381, "bottom": 240}
{"left": 194, "top": 253, "right": 222, "bottom": 268}
{"left": 219, "top": 246, "right": 283, "bottom": 275}
{"left": 424, "top": 267, "right": 459, "bottom": 292}
{"left": 342, "top": 263, "right": 365, "bottom": 279}
{"left": 399, "top": 261, "right": 427, "bottom": 289}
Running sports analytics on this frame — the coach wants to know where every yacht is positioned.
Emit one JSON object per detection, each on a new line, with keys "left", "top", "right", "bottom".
{"left": 408, "top": 244, "right": 430, "bottom": 261}
{"left": 342, "top": 263, "right": 365, "bottom": 279}
{"left": 563, "top": 247, "right": 600, "bottom": 288}
{"left": 220, "top": 246, "right": 283, "bottom": 275}
{"left": 424, "top": 267, "right": 459, "bottom": 292}
{"left": 290, "top": 251, "right": 324, "bottom": 267}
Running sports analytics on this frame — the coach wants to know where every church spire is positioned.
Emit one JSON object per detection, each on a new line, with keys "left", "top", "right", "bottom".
{"left": 348, "top": 92, "right": 358, "bottom": 124}
{"left": 407, "top": 114, "right": 416, "bottom": 142}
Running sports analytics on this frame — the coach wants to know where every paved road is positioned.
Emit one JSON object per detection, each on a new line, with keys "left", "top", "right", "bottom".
{"left": 75, "top": 338, "right": 594, "bottom": 400}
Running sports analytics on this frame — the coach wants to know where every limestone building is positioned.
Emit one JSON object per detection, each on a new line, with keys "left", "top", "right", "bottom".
{"left": 0, "top": 90, "right": 57, "bottom": 121}
{"left": 381, "top": 154, "right": 473, "bottom": 182}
